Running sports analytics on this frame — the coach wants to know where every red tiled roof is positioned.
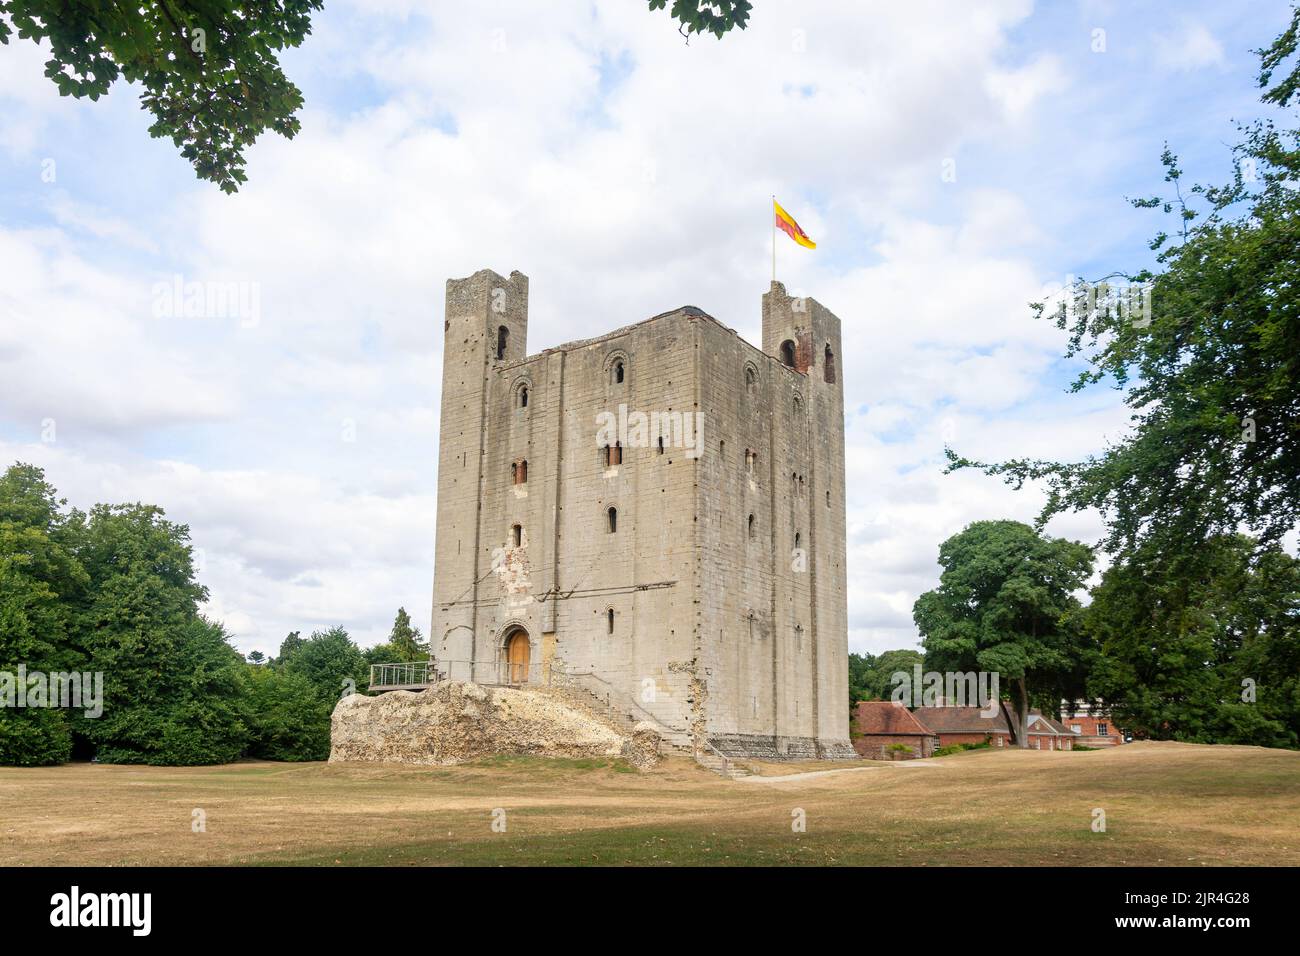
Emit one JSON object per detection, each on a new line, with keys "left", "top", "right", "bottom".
{"left": 912, "top": 704, "right": 1012, "bottom": 735}
{"left": 853, "top": 700, "right": 935, "bottom": 736}
{"left": 1041, "top": 716, "right": 1078, "bottom": 736}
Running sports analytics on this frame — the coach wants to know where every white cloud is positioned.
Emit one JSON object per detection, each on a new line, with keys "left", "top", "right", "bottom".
{"left": 3, "top": 0, "right": 1216, "bottom": 662}
{"left": 1154, "top": 22, "right": 1226, "bottom": 72}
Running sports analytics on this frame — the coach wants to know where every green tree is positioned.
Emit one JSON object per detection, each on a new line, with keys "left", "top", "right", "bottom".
{"left": 273, "top": 630, "right": 303, "bottom": 666}
{"left": 649, "top": 0, "right": 751, "bottom": 40}
{"left": 848, "top": 649, "right": 928, "bottom": 709}
{"left": 280, "top": 626, "right": 368, "bottom": 702}
{"left": 363, "top": 641, "right": 401, "bottom": 668}
{"left": 246, "top": 649, "right": 266, "bottom": 665}
{"left": 385, "top": 607, "right": 427, "bottom": 662}
{"left": 848, "top": 651, "right": 875, "bottom": 709}
{"left": 868, "top": 649, "right": 926, "bottom": 701}
{"left": 947, "top": 16, "right": 1300, "bottom": 562}
{"left": 0, "top": 1, "right": 324, "bottom": 193}
{"left": 244, "top": 665, "right": 331, "bottom": 761}
{"left": 1259, "top": 4, "right": 1300, "bottom": 109}
{"left": 75, "top": 503, "right": 247, "bottom": 764}
{"left": 1086, "top": 535, "right": 1299, "bottom": 747}
{"left": 0, "top": 464, "right": 88, "bottom": 765}
{"left": 0, "top": 2, "right": 750, "bottom": 192}
{"left": 913, "top": 521, "right": 1094, "bottom": 747}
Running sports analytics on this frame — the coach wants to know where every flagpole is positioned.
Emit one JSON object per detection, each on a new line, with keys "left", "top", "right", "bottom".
{"left": 771, "top": 195, "right": 776, "bottom": 283}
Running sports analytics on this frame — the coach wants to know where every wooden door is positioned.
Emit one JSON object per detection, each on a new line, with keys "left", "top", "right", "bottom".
{"left": 506, "top": 632, "right": 530, "bottom": 683}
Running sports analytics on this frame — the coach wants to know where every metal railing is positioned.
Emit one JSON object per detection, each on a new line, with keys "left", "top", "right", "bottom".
{"left": 369, "top": 660, "right": 680, "bottom": 733}
{"left": 369, "top": 658, "right": 556, "bottom": 690}
{"left": 369, "top": 660, "right": 432, "bottom": 689}
{"left": 555, "top": 668, "right": 690, "bottom": 742}
{"left": 695, "top": 737, "right": 738, "bottom": 776}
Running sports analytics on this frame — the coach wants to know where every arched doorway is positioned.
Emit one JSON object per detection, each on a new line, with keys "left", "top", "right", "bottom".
{"left": 505, "top": 629, "right": 531, "bottom": 684}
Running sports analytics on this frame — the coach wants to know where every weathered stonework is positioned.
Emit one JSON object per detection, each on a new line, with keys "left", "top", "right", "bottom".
{"left": 329, "top": 680, "right": 652, "bottom": 765}
{"left": 430, "top": 269, "right": 853, "bottom": 760}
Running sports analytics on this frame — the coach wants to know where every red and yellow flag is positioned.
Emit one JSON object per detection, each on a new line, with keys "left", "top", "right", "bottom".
{"left": 774, "top": 198, "right": 816, "bottom": 249}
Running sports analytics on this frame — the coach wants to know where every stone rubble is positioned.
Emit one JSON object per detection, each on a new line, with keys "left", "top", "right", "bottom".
{"left": 329, "top": 680, "right": 659, "bottom": 769}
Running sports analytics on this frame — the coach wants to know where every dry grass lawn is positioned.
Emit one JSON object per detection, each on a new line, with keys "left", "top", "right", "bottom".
{"left": 1, "top": 741, "right": 1297, "bottom": 866}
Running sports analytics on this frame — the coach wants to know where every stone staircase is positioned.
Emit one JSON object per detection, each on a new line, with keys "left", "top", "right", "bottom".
{"left": 543, "top": 678, "right": 753, "bottom": 779}
{"left": 692, "top": 742, "right": 755, "bottom": 779}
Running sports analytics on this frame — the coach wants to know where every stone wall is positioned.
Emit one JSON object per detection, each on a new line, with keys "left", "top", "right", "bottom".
{"left": 329, "top": 680, "right": 661, "bottom": 769}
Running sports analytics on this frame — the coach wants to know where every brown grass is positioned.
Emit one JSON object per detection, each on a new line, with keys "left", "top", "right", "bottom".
{"left": 1, "top": 742, "right": 1297, "bottom": 866}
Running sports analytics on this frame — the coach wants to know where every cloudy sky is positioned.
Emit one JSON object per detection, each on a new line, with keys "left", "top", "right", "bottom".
{"left": 0, "top": 0, "right": 1292, "bottom": 657}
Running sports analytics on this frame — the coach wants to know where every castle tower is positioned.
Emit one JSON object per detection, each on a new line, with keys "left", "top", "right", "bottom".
{"left": 431, "top": 269, "right": 529, "bottom": 679}
{"left": 761, "top": 281, "right": 848, "bottom": 751}
{"left": 427, "top": 269, "right": 853, "bottom": 759}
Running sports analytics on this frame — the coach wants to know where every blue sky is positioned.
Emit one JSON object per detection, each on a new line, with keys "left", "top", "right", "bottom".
{"left": 1, "top": 0, "right": 1294, "bottom": 656}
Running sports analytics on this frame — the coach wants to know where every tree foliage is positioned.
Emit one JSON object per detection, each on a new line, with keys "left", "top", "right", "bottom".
{"left": 848, "top": 648, "right": 925, "bottom": 708}
{"left": 0, "top": 463, "right": 439, "bottom": 766}
{"left": 377, "top": 606, "right": 427, "bottom": 662}
{"left": 244, "top": 665, "right": 331, "bottom": 761}
{"left": 74, "top": 502, "right": 248, "bottom": 764}
{"left": 0, "top": 2, "right": 749, "bottom": 192}
{"left": 946, "top": 18, "right": 1300, "bottom": 561}
{"left": 647, "top": 0, "right": 751, "bottom": 40}
{"left": 279, "top": 625, "right": 368, "bottom": 701}
{"left": 0, "top": 465, "right": 87, "bottom": 764}
{"left": 914, "top": 521, "right": 1094, "bottom": 746}
{"left": 1259, "top": 4, "right": 1300, "bottom": 109}
{"left": 0, "top": 0, "right": 323, "bottom": 193}
{"left": 1086, "top": 535, "right": 1300, "bottom": 747}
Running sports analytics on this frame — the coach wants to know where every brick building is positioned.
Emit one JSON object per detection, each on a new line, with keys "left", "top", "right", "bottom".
{"left": 851, "top": 701, "right": 937, "bottom": 759}
{"left": 911, "top": 703, "right": 1077, "bottom": 750}
{"left": 1061, "top": 707, "right": 1124, "bottom": 747}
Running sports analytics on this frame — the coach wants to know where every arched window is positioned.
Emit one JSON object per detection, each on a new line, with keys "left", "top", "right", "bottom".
{"left": 780, "top": 340, "right": 796, "bottom": 368}
{"left": 657, "top": 436, "right": 664, "bottom": 455}
{"left": 519, "top": 386, "right": 528, "bottom": 408}
{"left": 496, "top": 326, "right": 509, "bottom": 360}
{"left": 747, "top": 514, "right": 755, "bottom": 539}
{"left": 745, "top": 365, "right": 756, "bottom": 392}
{"left": 826, "top": 490, "right": 831, "bottom": 509}
{"left": 824, "top": 344, "right": 836, "bottom": 383}
{"left": 607, "top": 608, "right": 615, "bottom": 634}
{"left": 795, "top": 531, "right": 801, "bottom": 549}
{"left": 511, "top": 462, "right": 517, "bottom": 483}
{"left": 613, "top": 359, "right": 625, "bottom": 384}
{"left": 607, "top": 506, "right": 617, "bottom": 533}
{"left": 511, "top": 523, "right": 522, "bottom": 547}
{"left": 793, "top": 395, "right": 802, "bottom": 416}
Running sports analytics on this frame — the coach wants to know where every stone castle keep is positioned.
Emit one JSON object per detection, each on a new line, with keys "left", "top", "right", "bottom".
{"left": 430, "top": 268, "right": 853, "bottom": 759}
